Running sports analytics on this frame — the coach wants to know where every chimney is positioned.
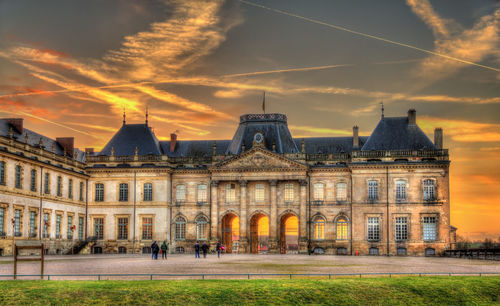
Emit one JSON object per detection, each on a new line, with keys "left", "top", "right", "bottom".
{"left": 408, "top": 109, "right": 416, "bottom": 125}
{"left": 170, "top": 133, "right": 177, "bottom": 152}
{"left": 434, "top": 128, "right": 443, "bottom": 149}
{"left": 353, "top": 126, "right": 359, "bottom": 149}
{"left": 5, "top": 118, "right": 23, "bottom": 134}
{"left": 56, "top": 137, "right": 74, "bottom": 157}
{"left": 85, "top": 148, "right": 94, "bottom": 154}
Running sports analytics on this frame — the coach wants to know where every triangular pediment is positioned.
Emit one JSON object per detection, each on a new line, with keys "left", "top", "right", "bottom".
{"left": 212, "top": 146, "right": 306, "bottom": 171}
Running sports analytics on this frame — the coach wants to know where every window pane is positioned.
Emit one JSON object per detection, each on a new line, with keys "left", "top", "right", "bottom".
{"left": 43, "top": 213, "right": 49, "bottom": 238}
{"left": 396, "top": 180, "right": 406, "bottom": 201}
{"left": 255, "top": 184, "right": 264, "bottom": 202}
{"left": 368, "top": 180, "right": 378, "bottom": 201}
{"left": 94, "top": 218, "right": 104, "bottom": 240}
{"left": 57, "top": 176, "right": 62, "bottom": 196}
{"left": 336, "top": 218, "right": 348, "bottom": 240}
{"left": 175, "top": 217, "right": 186, "bottom": 240}
{"left": 336, "top": 183, "right": 347, "bottom": 201}
{"left": 176, "top": 185, "right": 186, "bottom": 202}
{"left": 144, "top": 183, "right": 153, "bottom": 201}
{"left": 395, "top": 217, "right": 408, "bottom": 240}
{"left": 142, "top": 217, "right": 153, "bottom": 240}
{"left": 30, "top": 169, "right": 37, "bottom": 192}
{"left": 423, "top": 179, "right": 435, "bottom": 201}
{"left": 284, "top": 183, "right": 294, "bottom": 202}
{"left": 196, "top": 217, "right": 208, "bottom": 240}
{"left": 313, "top": 218, "right": 325, "bottom": 240}
{"left": 119, "top": 183, "right": 128, "bottom": 201}
{"left": 29, "top": 211, "right": 36, "bottom": 237}
{"left": 313, "top": 183, "right": 324, "bottom": 200}
{"left": 68, "top": 179, "right": 73, "bottom": 199}
{"left": 423, "top": 216, "right": 436, "bottom": 241}
{"left": 226, "top": 183, "right": 236, "bottom": 202}
{"left": 14, "top": 209, "right": 21, "bottom": 236}
{"left": 95, "top": 183, "right": 104, "bottom": 201}
{"left": 118, "top": 218, "right": 128, "bottom": 240}
{"left": 197, "top": 184, "right": 207, "bottom": 202}
{"left": 367, "top": 217, "right": 380, "bottom": 241}
{"left": 15, "top": 165, "right": 22, "bottom": 189}
{"left": 78, "top": 216, "right": 84, "bottom": 240}
{"left": 0, "top": 161, "right": 5, "bottom": 185}
{"left": 79, "top": 182, "right": 84, "bottom": 201}
{"left": 56, "top": 215, "right": 61, "bottom": 238}
{"left": 67, "top": 216, "right": 73, "bottom": 238}
{"left": 44, "top": 173, "right": 50, "bottom": 194}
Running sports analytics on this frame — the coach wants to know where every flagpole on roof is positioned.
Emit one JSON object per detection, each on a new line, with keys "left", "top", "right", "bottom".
{"left": 262, "top": 91, "right": 266, "bottom": 114}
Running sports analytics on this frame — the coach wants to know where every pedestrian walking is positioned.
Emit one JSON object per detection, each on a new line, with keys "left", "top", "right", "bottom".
{"left": 161, "top": 241, "right": 168, "bottom": 259}
{"left": 216, "top": 241, "right": 221, "bottom": 258}
{"left": 151, "top": 241, "right": 159, "bottom": 260}
{"left": 194, "top": 242, "right": 200, "bottom": 258}
{"left": 201, "top": 242, "right": 209, "bottom": 258}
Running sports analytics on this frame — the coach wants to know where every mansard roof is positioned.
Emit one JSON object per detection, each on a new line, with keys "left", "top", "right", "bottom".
{"left": 361, "top": 116, "right": 436, "bottom": 151}
{"left": 160, "top": 140, "right": 230, "bottom": 157}
{"left": 294, "top": 137, "right": 369, "bottom": 154}
{"left": 0, "top": 118, "right": 86, "bottom": 162}
{"left": 226, "top": 114, "right": 299, "bottom": 155}
{"left": 99, "top": 123, "right": 162, "bottom": 156}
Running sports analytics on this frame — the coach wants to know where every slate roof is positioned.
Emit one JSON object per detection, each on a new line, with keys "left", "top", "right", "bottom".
{"left": 293, "top": 137, "right": 369, "bottom": 154}
{"left": 99, "top": 124, "right": 162, "bottom": 156}
{"left": 0, "top": 119, "right": 86, "bottom": 162}
{"left": 160, "top": 140, "right": 230, "bottom": 158}
{"left": 361, "top": 117, "right": 436, "bottom": 151}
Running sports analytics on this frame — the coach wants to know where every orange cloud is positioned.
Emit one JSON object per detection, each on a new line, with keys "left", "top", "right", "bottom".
{"left": 418, "top": 116, "right": 500, "bottom": 142}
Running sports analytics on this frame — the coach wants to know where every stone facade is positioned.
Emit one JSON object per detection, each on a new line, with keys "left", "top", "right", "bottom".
{"left": 0, "top": 110, "right": 453, "bottom": 256}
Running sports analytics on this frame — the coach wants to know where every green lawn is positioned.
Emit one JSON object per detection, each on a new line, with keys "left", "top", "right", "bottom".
{"left": 0, "top": 277, "right": 498, "bottom": 305}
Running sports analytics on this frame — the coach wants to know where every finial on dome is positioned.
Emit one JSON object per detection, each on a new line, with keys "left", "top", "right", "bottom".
{"left": 145, "top": 105, "right": 149, "bottom": 126}
{"left": 380, "top": 101, "right": 384, "bottom": 119}
{"left": 123, "top": 109, "right": 126, "bottom": 125}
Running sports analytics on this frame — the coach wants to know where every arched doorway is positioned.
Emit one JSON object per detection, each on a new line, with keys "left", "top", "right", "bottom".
{"left": 280, "top": 213, "right": 298, "bottom": 254}
{"left": 221, "top": 213, "right": 239, "bottom": 253}
{"left": 249, "top": 213, "right": 269, "bottom": 254}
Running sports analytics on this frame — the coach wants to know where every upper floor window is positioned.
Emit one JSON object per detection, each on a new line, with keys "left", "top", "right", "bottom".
{"left": 284, "top": 183, "right": 294, "bottom": 202}
{"left": 255, "top": 183, "right": 264, "bottom": 202}
{"left": 395, "top": 217, "right": 408, "bottom": 241}
{"left": 423, "top": 216, "right": 437, "bottom": 241}
{"left": 226, "top": 183, "right": 236, "bottom": 203}
{"left": 368, "top": 180, "right": 378, "bottom": 201}
{"left": 367, "top": 217, "right": 380, "bottom": 241}
{"left": 56, "top": 176, "right": 62, "bottom": 196}
{"left": 95, "top": 183, "right": 104, "bottom": 202}
{"left": 197, "top": 184, "right": 207, "bottom": 202}
{"left": 143, "top": 183, "right": 153, "bottom": 201}
{"left": 423, "top": 179, "right": 436, "bottom": 201}
{"left": 196, "top": 216, "right": 209, "bottom": 240}
{"left": 0, "top": 161, "right": 5, "bottom": 185}
{"left": 79, "top": 182, "right": 84, "bottom": 201}
{"left": 44, "top": 173, "right": 50, "bottom": 194}
{"left": 30, "top": 169, "right": 37, "bottom": 192}
{"left": 15, "top": 165, "right": 22, "bottom": 189}
{"left": 312, "top": 216, "right": 325, "bottom": 240}
{"left": 176, "top": 184, "right": 186, "bottom": 202}
{"left": 395, "top": 180, "right": 406, "bottom": 202}
{"left": 119, "top": 183, "right": 128, "bottom": 202}
{"left": 313, "top": 183, "right": 324, "bottom": 201}
{"left": 336, "top": 182, "right": 347, "bottom": 201}
{"left": 336, "top": 217, "right": 348, "bottom": 240}
{"left": 175, "top": 217, "right": 186, "bottom": 240}
{"left": 68, "top": 179, "right": 73, "bottom": 199}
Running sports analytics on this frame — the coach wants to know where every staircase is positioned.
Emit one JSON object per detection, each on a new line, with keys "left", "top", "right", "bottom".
{"left": 65, "top": 236, "right": 97, "bottom": 255}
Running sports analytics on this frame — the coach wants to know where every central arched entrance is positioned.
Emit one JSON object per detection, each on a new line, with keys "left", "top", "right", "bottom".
{"left": 280, "top": 213, "right": 299, "bottom": 254}
{"left": 221, "top": 213, "right": 239, "bottom": 253}
{"left": 249, "top": 213, "right": 269, "bottom": 254}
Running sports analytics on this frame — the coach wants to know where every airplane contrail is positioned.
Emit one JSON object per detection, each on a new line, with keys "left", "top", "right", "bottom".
{"left": 239, "top": 0, "right": 500, "bottom": 72}
{"left": 223, "top": 64, "right": 352, "bottom": 77}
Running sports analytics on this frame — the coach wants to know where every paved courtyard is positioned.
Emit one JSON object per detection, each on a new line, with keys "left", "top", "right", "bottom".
{"left": 1, "top": 254, "right": 499, "bottom": 280}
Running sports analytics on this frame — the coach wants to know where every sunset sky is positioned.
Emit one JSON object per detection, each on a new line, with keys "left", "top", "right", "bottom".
{"left": 0, "top": 0, "right": 499, "bottom": 240}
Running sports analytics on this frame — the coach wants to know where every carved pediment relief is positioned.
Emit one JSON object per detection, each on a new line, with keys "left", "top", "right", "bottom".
{"left": 213, "top": 147, "right": 306, "bottom": 171}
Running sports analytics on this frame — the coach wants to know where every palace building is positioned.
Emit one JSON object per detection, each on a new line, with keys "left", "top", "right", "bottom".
{"left": 0, "top": 109, "right": 455, "bottom": 256}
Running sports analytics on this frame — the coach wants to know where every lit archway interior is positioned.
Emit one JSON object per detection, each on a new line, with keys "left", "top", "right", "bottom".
{"left": 250, "top": 214, "right": 269, "bottom": 254}
{"left": 221, "top": 213, "right": 239, "bottom": 253}
{"left": 280, "top": 214, "right": 299, "bottom": 254}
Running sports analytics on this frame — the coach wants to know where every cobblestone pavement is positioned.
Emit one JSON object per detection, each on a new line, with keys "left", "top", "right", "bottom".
{"left": 0, "top": 254, "right": 499, "bottom": 280}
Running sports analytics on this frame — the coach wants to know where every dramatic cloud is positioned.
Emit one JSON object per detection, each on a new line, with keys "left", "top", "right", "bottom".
{"left": 418, "top": 116, "right": 500, "bottom": 142}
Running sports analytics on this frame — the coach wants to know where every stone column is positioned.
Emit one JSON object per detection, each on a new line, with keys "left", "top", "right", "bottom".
{"left": 239, "top": 180, "right": 248, "bottom": 252}
{"left": 269, "top": 179, "right": 278, "bottom": 252}
{"left": 299, "top": 179, "right": 308, "bottom": 253}
{"left": 210, "top": 180, "right": 219, "bottom": 241}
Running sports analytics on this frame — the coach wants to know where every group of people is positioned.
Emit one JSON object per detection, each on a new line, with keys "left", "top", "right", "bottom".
{"left": 149, "top": 241, "right": 227, "bottom": 259}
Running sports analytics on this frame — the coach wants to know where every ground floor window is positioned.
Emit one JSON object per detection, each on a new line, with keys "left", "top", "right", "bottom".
{"left": 142, "top": 247, "right": 152, "bottom": 254}
{"left": 196, "top": 216, "right": 209, "bottom": 240}
{"left": 425, "top": 248, "right": 435, "bottom": 256}
{"left": 118, "top": 246, "right": 127, "bottom": 254}
{"left": 94, "top": 218, "right": 104, "bottom": 240}
{"left": 142, "top": 217, "right": 153, "bottom": 240}
{"left": 93, "top": 246, "right": 102, "bottom": 254}
{"left": 337, "top": 247, "right": 348, "bottom": 255}
{"left": 397, "top": 247, "right": 407, "bottom": 256}
{"left": 312, "top": 217, "right": 325, "bottom": 240}
{"left": 369, "top": 247, "right": 379, "bottom": 255}
{"left": 313, "top": 247, "right": 324, "bottom": 254}
{"left": 117, "top": 218, "right": 128, "bottom": 240}
{"left": 175, "top": 247, "right": 185, "bottom": 254}
{"left": 336, "top": 217, "right": 348, "bottom": 240}
{"left": 175, "top": 217, "right": 186, "bottom": 240}
{"left": 78, "top": 217, "right": 84, "bottom": 240}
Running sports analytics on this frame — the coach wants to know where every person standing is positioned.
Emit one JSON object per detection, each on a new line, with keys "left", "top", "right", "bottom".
{"left": 151, "top": 241, "right": 159, "bottom": 260}
{"left": 194, "top": 242, "right": 200, "bottom": 258}
{"left": 201, "top": 242, "right": 209, "bottom": 258}
{"left": 161, "top": 241, "right": 168, "bottom": 260}
{"left": 216, "top": 241, "right": 221, "bottom": 258}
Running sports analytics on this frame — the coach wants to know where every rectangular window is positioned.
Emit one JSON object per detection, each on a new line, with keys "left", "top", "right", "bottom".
{"left": 78, "top": 216, "right": 84, "bottom": 240}
{"left": 57, "top": 176, "right": 62, "bottom": 196}
{"left": 68, "top": 179, "right": 73, "bottom": 199}
{"left": 255, "top": 183, "right": 264, "bottom": 202}
{"left": 368, "top": 180, "right": 378, "bottom": 201}
{"left": 313, "top": 218, "right": 325, "bottom": 240}
{"left": 175, "top": 218, "right": 186, "bottom": 240}
{"left": 15, "top": 165, "right": 22, "bottom": 189}
{"left": 225, "top": 183, "right": 236, "bottom": 203}
{"left": 67, "top": 216, "right": 73, "bottom": 239}
{"left": 0, "top": 161, "right": 5, "bottom": 185}
{"left": 44, "top": 173, "right": 50, "bottom": 194}
{"left": 423, "top": 216, "right": 437, "bottom": 241}
{"left": 95, "top": 183, "right": 104, "bottom": 202}
{"left": 196, "top": 217, "right": 209, "bottom": 240}
{"left": 29, "top": 211, "right": 36, "bottom": 238}
{"left": 14, "top": 209, "right": 21, "bottom": 237}
{"left": 43, "top": 213, "right": 49, "bottom": 238}
{"left": 119, "top": 183, "right": 128, "bottom": 202}
{"left": 0, "top": 207, "right": 4, "bottom": 235}
{"left": 313, "top": 183, "right": 324, "bottom": 201}
{"left": 197, "top": 184, "right": 207, "bottom": 203}
{"left": 118, "top": 218, "right": 128, "bottom": 240}
{"left": 395, "top": 217, "right": 408, "bottom": 241}
{"left": 143, "top": 183, "right": 153, "bottom": 201}
{"left": 396, "top": 180, "right": 406, "bottom": 202}
{"left": 284, "top": 183, "right": 294, "bottom": 202}
{"left": 367, "top": 217, "right": 380, "bottom": 241}
{"left": 336, "top": 218, "right": 348, "bottom": 240}
{"left": 79, "top": 182, "right": 84, "bottom": 201}
{"left": 423, "top": 179, "right": 435, "bottom": 201}
{"left": 176, "top": 185, "right": 186, "bottom": 202}
{"left": 336, "top": 182, "right": 347, "bottom": 201}
{"left": 142, "top": 217, "right": 153, "bottom": 240}
{"left": 94, "top": 218, "right": 104, "bottom": 240}
{"left": 55, "top": 215, "right": 61, "bottom": 238}
{"left": 30, "top": 169, "right": 37, "bottom": 192}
